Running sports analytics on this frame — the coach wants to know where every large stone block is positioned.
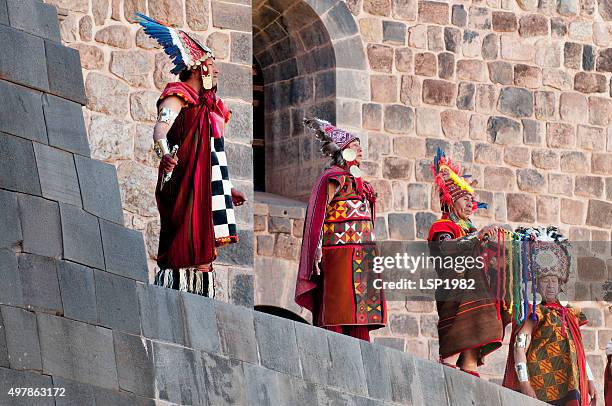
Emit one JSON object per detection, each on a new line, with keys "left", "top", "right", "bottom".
{"left": 0, "top": 25, "right": 49, "bottom": 92}
{"left": 18, "top": 254, "right": 62, "bottom": 314}
{"left": 487, "top": 116, "right": 521, "bottom": 144}
{"left": 0, "top": 310, "right": 8, "bottom": 368}
{"left": 60, "top": 203, "right": 104, "bottom": 269}
{"left": 38, "top": 313, "right": 118, "bottom": 389}
{"left": 0, "top": 367, "right": 53, "bottom": 406}
{"left": 244, "top": 363, "right": 282, "bottom": 406}
{"left": 0, "top": 249, "right": 22, "bottom": 306}
{"left": 586, "top": 199, "right": 612, "bottom": 228}
{"left": 324, "top": 1, "right": 359, "bottom": 39}
{"left": 217, "top": 62, "right": 251, "bottom": 101}
{"left": 34, "top": 143, "right": 81, "bottom": 206}
{"left": 0, "top": 0, "right": 7, "bottom": 24}
{"left": 317, "top": 387, "right": 373, "bottom": 405}
{"left": 5, "top": 0, "right": 60, "bottom": 41}
{"left": 52, "top": 376, "right": 95, "bottom": 406}
{"left": 202, "top": 351, "right": 247, "bottom": 405}
{"left": 93, "top": 385, "right": 156, "bottom": 406}
{"left": 181, "top": 293, "right": 220, "bottom": 353}
{"left": 94, "top": 270, "right": 140, "bottom": 335}
{"left": 45, "top": 40, "right": 86, "bottom": 105}
{"left": 137, "top": 284, "right": 184, "bottom": 345}
{"left": 85, "top": 72, "right": 130, "bottom": 116}
{"left": 17, "top": 194, "right": 61, "bottom": 257}
{"left": 217, "top": 229, "right": 254, "bottom": 267}
{"left": 0, "top": 81, "right": 46, "bottom": 143}
{"left": 215, "top": 300, "right": 258, "bottom": 363}
{"left": 445, "top": 366, "right": 501, "bottom": 406}
{"left": 498, "top": 87, "right": 533, "bottom": 117}
{"left": 229, "top": 270, "right": 253, "bottom": 307}
{"left": 0, "top": 138, "right": 41, "bottom": 196}
{"left": 293, "top": 322, "right": 328, "bottom": 386}
{"left": 212, "top": 1, "right": 250, "bottom": 32}
{"left": 277, "top": 374, "right": 319, "bottom": 405}
{"left": 99, "top": 220, "right": 148, "bottom": 281}
{"left": 74, "top": 156, "right": 123, "bottom": 224}
{"left": 113, "top": 331, "right": 155, "bottom": 398}
{"left": 42, "top": 94, "right": 89, "bottom": 156}
{"left": 0, "top": 189, "right": 21, "bottom": 250}
{"left": 152, "top": 341, "right": 207, "bottom": 405}
{"left": 224, "top": 101, "right": 253, "bottom": 143}
{"left": 360, "top": 342, "right": 393, "bottom": 401}
{"left": 1, "top": 305, "right": 41, "bottom": 371}
{"left": 254, "top": 311, "right": 300, "bottom": 376}
{"left": 57, "top": 261, "right": 97, "bottom": 324}
{"left": 327, "top": 331, "right": 367, "bottom": 395}
{"left": 334, "top": 35, "right": 368, "bottom": 70}
{"left": 225, "top": 142, "right": 253, "bottom": 180}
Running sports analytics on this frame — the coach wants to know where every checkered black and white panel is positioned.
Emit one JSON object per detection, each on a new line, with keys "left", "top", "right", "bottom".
{"left": 210, "top": 136, "right": 237, "bottom": 239}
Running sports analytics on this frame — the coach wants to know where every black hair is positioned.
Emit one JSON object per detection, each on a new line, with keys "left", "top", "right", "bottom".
{"left": 179, "top": 69, "right": 192, "bottom": 82}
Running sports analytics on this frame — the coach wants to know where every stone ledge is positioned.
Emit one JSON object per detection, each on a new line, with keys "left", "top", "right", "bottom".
{"left": 0, "top": 286, "right": 548, "bottom": 405}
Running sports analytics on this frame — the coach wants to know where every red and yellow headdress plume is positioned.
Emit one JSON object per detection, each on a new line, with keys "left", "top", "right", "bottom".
{"left": 431, "top": 147, "right": 486, "bottom": 213}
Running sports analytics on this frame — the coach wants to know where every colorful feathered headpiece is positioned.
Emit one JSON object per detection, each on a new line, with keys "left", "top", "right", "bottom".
{"left": 136, "top": 13, "right": 214, "bottom": 75}
{"left": 515, "top": 226, "right": 571, "bottom": 284}
{"left": 303, "top": 117, "right": 358, "bottom": 157}
{"left": 431, "top": 147, "right": 486, "bottom": 213}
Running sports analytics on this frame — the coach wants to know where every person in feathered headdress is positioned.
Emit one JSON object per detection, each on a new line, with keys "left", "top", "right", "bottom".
{"left": 503, "top": 227, "right": 597, "bottom": 406}
{"left": 135, "top": 14, "right": 246, "bottom": 297}
{"left": 295, "top": 118, "right": 386, "bottom": 341}
{"left": 427, "top": 147, "right": 503, "bottom": 377}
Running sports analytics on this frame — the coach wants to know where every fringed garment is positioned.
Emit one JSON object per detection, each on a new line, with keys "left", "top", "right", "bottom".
{"left": 155, "top": 82, "right": 237, "bottom": 271}
{"left": 154, "top": 268, "right": 216, "bottom": 297}
{"left": 427, "top": 214, "right": 503, "bottom": 364}
{"left": 296, "top": 166, "right": 386, "bottom": 338}
{"left": 503, "top": 302, "right": 588, "bottom": 406}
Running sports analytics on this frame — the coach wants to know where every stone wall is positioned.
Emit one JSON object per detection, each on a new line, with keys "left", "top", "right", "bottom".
{"left": 40, "top": 0, "right": 612, "bottom": 393}
{"left": 256, "top": 0, "right": 612, "bottom": 389}
{"left": 347, "top": 0, "right": 612, "bottom": 387}
{"left": 43, "top": 0, "right": 255, "bottom": 299}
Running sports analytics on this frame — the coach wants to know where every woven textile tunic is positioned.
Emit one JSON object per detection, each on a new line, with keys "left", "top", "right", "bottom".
{"left": 316, "top": 173, "right": 385, "bottom": 328}
{"left": 526, "top": 305, "right": 587, "bottom": 404}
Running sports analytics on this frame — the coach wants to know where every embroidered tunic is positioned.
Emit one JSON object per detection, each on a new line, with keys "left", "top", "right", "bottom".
{"left": 526, "top": 305, "right": 587, "bottom": 404}
{"left": 313, "top": 173, "right": 385, "bottom": 329}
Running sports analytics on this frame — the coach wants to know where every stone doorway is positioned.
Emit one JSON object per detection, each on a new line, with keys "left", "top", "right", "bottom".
{"left": 253, "top": 0, "right": 337, "bottom": 201}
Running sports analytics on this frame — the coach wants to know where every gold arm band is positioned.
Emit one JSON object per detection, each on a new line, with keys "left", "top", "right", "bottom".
{"left": 515, "top": 362, "right": 529, "bottom": 382}
{"left": 515, "top": 332, "right": 529, "bottom": 348}
{"left": 153, "top": 138, "right": 171, "bottom": 159}
{"left": 157, "top": 107, "right": 179, "bottom": 126}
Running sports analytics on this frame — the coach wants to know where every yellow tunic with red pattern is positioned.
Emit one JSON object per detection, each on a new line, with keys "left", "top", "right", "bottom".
{"left": 315, "top": 174, "right": 386, "bottom": 329}
{"left": 526, "top": 304, "right": 587, "bottom": 405}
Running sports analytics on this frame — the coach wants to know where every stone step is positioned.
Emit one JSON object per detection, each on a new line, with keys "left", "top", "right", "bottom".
{"left": 0, "top": 287, "right": 547, "bottom": 405}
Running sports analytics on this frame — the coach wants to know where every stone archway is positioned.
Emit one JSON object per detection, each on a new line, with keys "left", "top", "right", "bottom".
{"left": 253, "top": 0, "right": 368, "bottom": 201}
{"left": 252, "top": 0, "right": 369, "bottom": 320}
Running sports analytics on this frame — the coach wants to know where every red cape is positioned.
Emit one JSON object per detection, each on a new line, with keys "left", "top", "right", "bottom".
{"left": 294, "top": 166, "right": 376, "bottom": 312}
{"left": 155, "top": 82, "right": 232, "bottom": 269}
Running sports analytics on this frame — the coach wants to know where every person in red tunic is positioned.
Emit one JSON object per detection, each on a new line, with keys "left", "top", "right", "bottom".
{"left": 295, "top": 118, "right": 386, "bottom": 341}
{"left": 137, "top": 14, "right": 245, "bottom": 297}
{"left": 427, "top": 147, "right": 502, "bottom": 377}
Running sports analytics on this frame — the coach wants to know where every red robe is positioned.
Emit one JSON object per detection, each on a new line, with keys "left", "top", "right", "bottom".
{"left": 427, "top": 214, "right": 503, "bottom": 364}
{"left": 295, "top": 166, "right": 385, "bottom": 333}
{"left": 155, "top": 82, "right": 231, "bottom": 270}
